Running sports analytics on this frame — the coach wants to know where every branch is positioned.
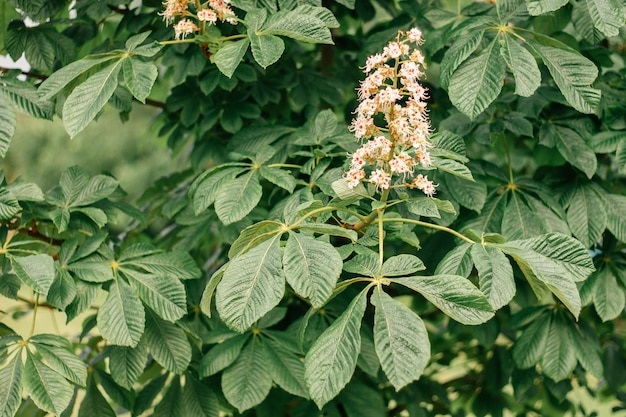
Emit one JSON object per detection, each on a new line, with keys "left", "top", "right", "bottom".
{"left": 0, "top": 67, "right": 167, "bottom": 110}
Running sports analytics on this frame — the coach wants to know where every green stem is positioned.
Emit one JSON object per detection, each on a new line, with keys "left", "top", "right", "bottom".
{"left": 159, "top": 38, "right": 197, "bottom": 45}
{"left": 219, "top": 34, "right": 247, "bottom": 41}
{"left": 266, "top": 163, "right": 302, "bottom": 169}
{"left": 379, "top": 217, "right": 475, "bottom": 244}
{"left": 28, "top": 294, "right": 40, "bottom": 339}
{"left": 504, "top": 134, "right": 514, "bottom": 185}
{"left": 290, "top": 206, "right": 366, "bottom": 228}
{"left": 378, "top": 209, "right": 385, "bottom": 270}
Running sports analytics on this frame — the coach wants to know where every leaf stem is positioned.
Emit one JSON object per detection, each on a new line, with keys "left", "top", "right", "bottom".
{"left": 266, "top": 163, "right": 302, "bottom": 169}
{"left": 159, "top": 38, "right": 197, "bottom": 45}
{"left": 290, "top": 206, "right": 366, "bottom": 228}
{"left": 504, "top": 134, "right": 514, "bottom": 185}
{"left": 219, "top": 34, "right": 247, "bottom": 41}
{"left": 28, "top": 294, "right": 40, "bottom": 339}
{"left": 378, "top": 217, "right": 475, "bottom": 244}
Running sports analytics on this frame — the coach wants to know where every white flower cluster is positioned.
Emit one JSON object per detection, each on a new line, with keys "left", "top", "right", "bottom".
{"left": 160, "top": 0, "right": 237, "bottom": 40}
{"left": 345, "top": 28, "right": 436, "bottom": 197}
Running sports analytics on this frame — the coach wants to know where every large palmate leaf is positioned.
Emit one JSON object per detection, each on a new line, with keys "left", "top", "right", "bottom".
{"left": 304, "top": 291, "right": 367, "bottom": 408}
{"left": 214, "top": 171, "right": 263, "bottom": 225}
{"left": 122, "top": 269, "right": 186, "bottom": 322}
{"left": 143, "top": 309, "right": 191, "bottom": 374}
{"left": 501, "top": 33, "right": 541, "bottom": 97}
{"left": 529, "top": 37, "right": 601, "bottom": 114}
{"left": 222, "top": 340, "right": 272, "bottom": 412}
{"left": 248, "top": 32, "right": 285, "bottom": 69}
{"left": 381, "top": 254, "right": 425, "bottom": 277}
{"left": 440, "top": 28, "right": 485, "bottom": 90}
{"left": 216, "top": 236, "right": 285, "bottom": 332}
{"left": 283, "top": 231, "right": 342, "bottom": 308}
{"left": 372, "top": 289, "right": 430, "bottom": 390}
{"left": 585, "top": 0, "right": 624, "bottom": 37}
{"left": 526, "top": 0, "right": 569, "bottom": 15}
{"left": 566, "top": 182, "right": 607, "bottom": 247}
{"left": 393, "top": 275, "right": 494, "bottom": 325}
{"left": 78, "top": 379, "right": 116, "bottom": 417}
{"left": 263, "top": 336, "right": 308, "bottom": 398}
{"left": 449, "top": 37, "right": 506, "bottom": 120}
{"left": 10, "top": 254, "right": 55, "bottom": 295}
{"left": 260, "top": 10, "right": 333, "bottom": 43}
{"left": 543, "top": 124, "right": 597, "bottom": 178}
{"left": 33, "top": 343, "right": 87, "bottom": 386}
{"left": 0, "top": 93, "right": 17, "bottom": 157}
{"left": 471, "top": 245, "right": 515, "bottom": 310}
{"left": 108, "top": 343, "right": 148, "bottom": 389}
{"left": 182, "top": 377, "right": 220, "bottom": 417}
{"left": 199, "top": 335, "right": 249, "bottom": 378}
{"left": 498, "top": 233, "right": 595, "bottom": 317}
{"left": 0, "top": 352, "right": 23, "bottom": 417}
{"left": 122, "top": 58, "right": 158, "bottom": 103}
{"left": 539, "top": 317, "right": 577, "bottom": 381}
{"left": 23, "top": 351, "right": 73, "bottom": 415}
{"left": 97, "top": 278, "right": 145, "bottom": 347}
{"left": 63, "top": 60, "right": 124, "bottom": 138}
{"left": 592, "top": 267, "right": 625, "bottom": 322}
{"left": 214, "top": 39, "right": 251, "bottom": 78}
{"left": 512, "top": 313, "right": 551, "bottom": 368}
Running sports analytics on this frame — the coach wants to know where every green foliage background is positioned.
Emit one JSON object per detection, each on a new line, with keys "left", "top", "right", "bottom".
{"left": 1, "top": 0, "right": 626, "bottom": 416}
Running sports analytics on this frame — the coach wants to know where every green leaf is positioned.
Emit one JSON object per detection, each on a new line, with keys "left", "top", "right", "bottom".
{"left": 592, "top": 267, "right": 625, "bottom": 321}
{"left": 372, "top": 288, "right": 430, "bottom": 390}
{"left": 526, "top": 0, "right": 569, "bottom": 15}
{"left": 23, "top": 350, "right": 73, "bottom": 415}
{"left": 0, "top": 97, "right": 16, "bottom": 158}
{"left": 67, "top": 260, "right": 113, "bottom": 283}
{"left": 407, "top": 197, "right": 440, "bottom": 218}
{"left": 435, "top": 243, "right": 474, "bottom": 277}
{"left": 600, "top": 192, "right": 626, "bottom": 241}
{"left": 498, "top": 233, "right": 595, "bottom": 317}
{"left": 501, "top": 34, "right": 541, "bottom": 97}
{"left": 343, "top": 251, "right": 379, "bottom": 278}
{"left": 122, "top": 58, "right": 158, "bottom": 103}
{"left": 590, "top": 130, "right": 626, "bottom": 153}
{"left": 10, "top": 254, "right": 55, "bottom": 295}
{"left": 108, "top": 343, "right": 148, "bottom": 389}
{"left": 0, "top": 352, "right": 23, "bottom": 417}
{"left": 199, "top": 334, "right": 249, "bottom": 378}
{"left": 512, "top": 314, "right": 551, "bottom": 368}
{"left": 152, "top": 376, "right": 182, "bottom": 417}
{"left": 260, "top": 11, "right": 333, "bottom": 44}
{"left": 304, "top": 290, "right": 367, "bottom": 408}
{"left": 143, "top": 309, "right": 191, "bottom": 374}
{"left": 283, "top": 232, "right": 342, "bottom": 308}
{"left": 393, "top": 275, "right": 494, "bottom": 325}
{"left": 122, "top": 269, "right": 186, "bottom": 322}
{"left": 122, "top": 251, "right": 200, "bottom": 280}
{"left": 37, "top": 55, "right": 118, "bottom": 100}
{"left": 444, "top": 175, "right": 487, "bottom": 212}
{"left": 182, "top": 378, "right": 220, "bottom": 417}
{"left": 33, "top": 343, "right": 87, "bottom": 386}
{"left": 0, "top": 189, "right": 20, "bottom": 220}
{"left": 432, "top": 157, "right": 474, "bottom": 181}
{"left": 191, "top": 167, "right": 245, "bottom": 215}
{"left": 46, "top": 263, "right": 76, "bottom": 310}
{"left": 471, "top": 245, "right": 515, "bottom": 310}
{"left": 259, "top": 166, "right": 296, "bottom": 193}
{"left": 70, "top": 174, "right": 119, "bottom": 207}
{"left": 78, "top": 378, "right": 116, "bottom": 417}
{"left": 566, "top": 182, "right": 607, "bottom": 247}
{"left": 214, "top": 38, "right": 251, "bottom": 78}
{"left": 263, "top": 337, "right": 309, "bottom": 398}
{"left": 248, "top": 32, "right": 285, "bottom": 69}
{"left": 440, "top": 28, "right": 485, "bottom": 90}
{"left": 63, "top": 60, "right": 123, "bottom": 138}
{"left": 222, "top": 340, "right": 272, "bottom": 412}
{"left": 549, "top": 124, "right": 597, "bottom": 178}
{"left": 73, "top": 207, "right": 107, "bottom": 228}
{"left": 296, "top": 223, "right": 358, "bottom": 243}
{"left": 585, "top": 0, "right": 624, "bottom": 37}
{"left": 449, "top": 38, "right": 505, "bottom": 120}
{"left": 381, "top": 254, "right": 425, "bottom": 277}
{"left": 215, "top": 171, "right": 263, "bottom": 225}
{"left": 569, "top": 324, "right": 603, "bottom": 378}
{"left": 97, "top": 278, "right": 145, "bottom": 347}
{"left": 529, "top": 38, "right": 601, "bottom": 114}
{"left": 539, "top": 317, "right": 577, "bottom": 381}
{"left": 228, "top": 221, "right": 283, "bottom": 258}
{"left": 618, "top": 140, "right": 626, "bottom": 175}
{"left": 216, "top": 236, "right": 285, "bottom": 332}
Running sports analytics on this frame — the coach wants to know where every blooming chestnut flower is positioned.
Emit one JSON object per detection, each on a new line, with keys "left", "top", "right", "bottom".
{"left": 344, "top": 28, "right": 436, "bottom": 197}
{"left": 174, "top": 19, "right": 198, "bottom": 40}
